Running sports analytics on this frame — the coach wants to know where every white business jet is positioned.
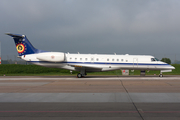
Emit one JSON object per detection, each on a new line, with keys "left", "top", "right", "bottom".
{"left": 6, "top": 33, "right": 175, "bottom": 78}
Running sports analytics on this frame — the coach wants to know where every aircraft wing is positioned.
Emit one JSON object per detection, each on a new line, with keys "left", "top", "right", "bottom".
{"left": 69, "top": 64, "right": 102, "bottom": 72}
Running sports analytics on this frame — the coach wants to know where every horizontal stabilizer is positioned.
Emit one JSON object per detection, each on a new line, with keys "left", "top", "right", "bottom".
{"left": 5, "top": 33, "right": 24, "bottom": 38}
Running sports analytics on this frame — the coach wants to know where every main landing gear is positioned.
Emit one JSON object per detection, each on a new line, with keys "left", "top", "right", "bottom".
{"left": 77, "top": 73, "right": 82, "bottom": 78}
{"left": 77, "top": 70, "right": 86, "bottom": 78}
{"left": 77, "top": 73, "right": 87, "bottom": 78}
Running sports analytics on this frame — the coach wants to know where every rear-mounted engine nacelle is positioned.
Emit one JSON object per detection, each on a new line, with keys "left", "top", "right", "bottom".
{"left": 36, "top": 52, "right": 65, "bottom": 62}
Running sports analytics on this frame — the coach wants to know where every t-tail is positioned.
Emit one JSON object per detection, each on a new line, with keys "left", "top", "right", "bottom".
{"left": 6, "top": 33, "right": 46, "bottom": 56}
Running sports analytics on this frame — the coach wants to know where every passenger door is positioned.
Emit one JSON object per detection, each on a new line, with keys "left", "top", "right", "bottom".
{"left": 133, "top": 58, "right": 138, "bottom": 69}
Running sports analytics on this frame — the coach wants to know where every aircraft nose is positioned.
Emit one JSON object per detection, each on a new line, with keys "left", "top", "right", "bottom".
{"left": 171, "top": 66, "right": 175, "bottom": 70}
{"left": 170, "top": 65, "right": 175, "bottom": 70}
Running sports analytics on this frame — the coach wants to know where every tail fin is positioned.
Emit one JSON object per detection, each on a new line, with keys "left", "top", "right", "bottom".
{"left": 6, "top": 33, "right": 46, "bottom": 56}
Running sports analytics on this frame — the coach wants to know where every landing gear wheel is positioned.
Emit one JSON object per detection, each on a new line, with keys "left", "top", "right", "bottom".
{"left": 77, "top": 73, "right": 82, "bottom": 78}
{"left": 159, "top": 74, "right": 163, "bottom": 77}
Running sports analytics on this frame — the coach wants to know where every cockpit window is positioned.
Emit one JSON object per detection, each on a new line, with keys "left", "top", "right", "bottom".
{"left": 155, "top": 58, "right": 159, "bottom": 61}
{"left": 151, "top": 58, "right": 156, "bottom": 61}
{"left": 151, "top": 58, "right": 159, "bottom": 62}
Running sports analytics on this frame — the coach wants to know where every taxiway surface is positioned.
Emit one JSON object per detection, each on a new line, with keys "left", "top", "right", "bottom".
{"left": 0, "top": 76, "right": 180, "bottom": 120}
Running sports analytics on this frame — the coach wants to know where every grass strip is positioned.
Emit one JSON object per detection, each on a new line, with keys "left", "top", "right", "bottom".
{"left": 0, "top": 64, "right": 179, "bottom": 76}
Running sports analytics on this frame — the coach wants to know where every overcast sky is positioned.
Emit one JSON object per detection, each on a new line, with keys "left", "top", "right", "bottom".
{"left": 1, "top": 0, "right": 180, "bottom": 61}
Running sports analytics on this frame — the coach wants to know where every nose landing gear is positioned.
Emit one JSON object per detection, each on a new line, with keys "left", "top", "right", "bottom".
{"left": 159, "top": 71, "right": 163, "bottom": 77}
{"left": 159, "top": 74, "right": 163, "bottom": 77}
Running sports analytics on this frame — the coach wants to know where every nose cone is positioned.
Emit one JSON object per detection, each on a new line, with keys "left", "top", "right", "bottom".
{"left": 170, "top": 65, "right": 175, "bottom": 70}
{"left": 166, "top": 64, "right": 175, "bottom": 70}
{"left": 160, "top": 61, "right": 175, "bottom": 70}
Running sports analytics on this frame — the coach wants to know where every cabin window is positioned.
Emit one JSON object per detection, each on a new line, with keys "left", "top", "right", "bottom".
{"left": 121, "top": 59, "right": 123, "bottom": 62}
{"left": 80, "top": 58, "right": 82, "bottom": 61}
{"left": 75, "top": 58, "right": 77, "bottom": 60}
{"left": 112, "top": 59, "right": 114, "bottom": 61}
{"left": 96, "top": 58, "right": 99, "bottom": 61}
{"left": 107, "top": 59, "right": 109, "bottom": 61}
{"left": 117, "top": 59, "right": 119, "bottom": 61}
{"left": 85, "top": 58, "right": 88, "bottom": 61}
{"left": 126, "top": 60, "right": 128, "bottom": 62}
{"left": 70, "top": 58, "right": 72, "bottom": 60}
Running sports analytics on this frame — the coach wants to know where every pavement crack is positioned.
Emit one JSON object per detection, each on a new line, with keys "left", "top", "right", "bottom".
{"left": 164, "top": 82, "right": 173, "bottom": 86}
{"left": 119, "top": 79, "right": 144, "bottom": 120}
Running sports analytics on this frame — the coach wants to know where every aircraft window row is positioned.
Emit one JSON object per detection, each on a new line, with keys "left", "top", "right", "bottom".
{"left": 69, "top": 58, "right": 88, "bottom": 61}
{"left": 107, "top": 58, "right": 123, "bottom": 62}
{"left": 68, "top": 57, "right": 125, "bottom": 62}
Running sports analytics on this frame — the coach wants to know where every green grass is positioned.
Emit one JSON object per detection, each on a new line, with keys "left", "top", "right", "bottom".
{"left": 0, "top": 64, "right": 78, "bottom": 76}
{"left": 0, "top": 64, "right": 179, "bottom": 76}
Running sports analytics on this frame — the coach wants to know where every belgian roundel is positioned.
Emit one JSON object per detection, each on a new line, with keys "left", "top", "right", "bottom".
{"left": 16, "top": 43, "right": 25, "bottom": 53}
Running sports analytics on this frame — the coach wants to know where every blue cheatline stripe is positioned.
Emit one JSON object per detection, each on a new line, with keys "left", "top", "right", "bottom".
{"left": 28, "top": 61, "right": 170, "bottom": 66}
